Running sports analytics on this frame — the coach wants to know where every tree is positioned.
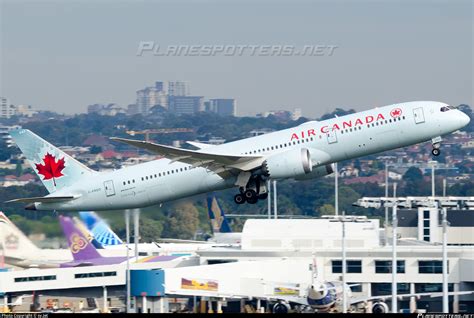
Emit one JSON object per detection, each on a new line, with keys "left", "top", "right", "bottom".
{"left": 137, "top": 217, "right": 163, "bottom": 242}
{"left": 162, "top": 203, "right": 200, "bottom": 239}
{"left": 319, "top": 204, "right": 335, "bottom": 215}
{"left": 403, "top": 167, "right": 423, "bottom": 182}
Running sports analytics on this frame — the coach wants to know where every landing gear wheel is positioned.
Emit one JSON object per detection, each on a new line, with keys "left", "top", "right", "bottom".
{"left": 244, "top": 189, "right": 258, "bottom": 204}
{"left": 258, "top": 193, "right": 268, "bottom": 200}
{"left": 432, "top": 148, "right": 441, "bottom": 156}
{"left": 234, "top": 193, "right": 245, "bottom": 205}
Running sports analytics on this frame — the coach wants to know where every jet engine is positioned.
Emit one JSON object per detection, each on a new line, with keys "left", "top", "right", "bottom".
{"left": 294, "top": 163, "right": 334, "bottom": 181}
{"left": 371, "top": 301, "right": 389, "bottom": 314}
{"left": 272, "top": 301, "right": 291, "bottom": 313}
{"left": 262, "top": 148, "right": 312, "bottom": 179}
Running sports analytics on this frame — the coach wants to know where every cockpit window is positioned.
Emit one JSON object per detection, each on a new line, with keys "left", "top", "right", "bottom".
{"left": 440, "top": 106, "right": 450, "bottom": 112}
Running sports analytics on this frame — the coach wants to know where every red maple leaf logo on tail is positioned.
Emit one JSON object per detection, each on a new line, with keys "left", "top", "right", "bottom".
{"left": 35, "top": 152, "right": 65, "bottom": 186}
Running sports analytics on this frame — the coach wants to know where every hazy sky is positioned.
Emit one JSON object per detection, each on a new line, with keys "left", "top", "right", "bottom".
{"left": 1, "top": 0, "right": 472, "bottom": 117}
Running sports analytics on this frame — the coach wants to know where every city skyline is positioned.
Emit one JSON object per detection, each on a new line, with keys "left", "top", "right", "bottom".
{"left": 1, "top": 0, "right": 472, "bottom": 117}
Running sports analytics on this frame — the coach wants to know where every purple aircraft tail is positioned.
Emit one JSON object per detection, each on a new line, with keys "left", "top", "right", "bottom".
{"left": 59, "top": 215, "right": 101, "bottom": 261}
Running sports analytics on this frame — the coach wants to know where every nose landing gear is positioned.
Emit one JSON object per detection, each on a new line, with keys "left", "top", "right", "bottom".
{"left": 431, "top": 136, "right": 442, "bottom": 157}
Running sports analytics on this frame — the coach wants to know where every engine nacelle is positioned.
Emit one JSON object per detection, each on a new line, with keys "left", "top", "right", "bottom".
{"left": 273, "top": 301, "right": 291, "bottom": 314}
{"left": 294, "top": 163, "right": 334, "bottom": 181}
{"left": 371, "top": 302, "right": 389, "bottom": 314}
{"left": 262, "top": 148, "right": 312, "bottom": 179}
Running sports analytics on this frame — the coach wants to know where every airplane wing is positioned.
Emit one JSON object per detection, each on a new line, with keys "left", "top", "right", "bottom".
{"left": 6, "top": 196, "right": 77, "bottom": 203}
{"left": 186, "top": 141, "right": 214, "bottom": 149}
{"left": 350, "top": 290, "right": 474, "bottom": 305}
{"left": 111, "top": 137, "right": 264, "bottom": 174}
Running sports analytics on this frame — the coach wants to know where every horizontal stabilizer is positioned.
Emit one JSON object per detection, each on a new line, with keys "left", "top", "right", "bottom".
{"left": 6, "top": 196, "right": 77, "bottom": 204}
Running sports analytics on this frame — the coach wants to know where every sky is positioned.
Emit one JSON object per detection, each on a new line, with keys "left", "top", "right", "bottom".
{"left": 0, "top": 0, "right": 472, "bottom": 118}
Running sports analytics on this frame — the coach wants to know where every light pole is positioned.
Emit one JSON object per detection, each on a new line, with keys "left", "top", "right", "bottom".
{"left": 443, "top": 179, "right": 447, "bottom": 197}
{"left": 430, "top": 161, "right": 437, "bottom": 197}
{"left": 391, "top": 201, "right": 398, "bottom": 313}
{"left": 329, "top": 214, "right": 370, "bottom": 313}
{"left": 125, "top": 209, "right": 131, "bottom": 313}
{"left": 341, "top": 212, "right": 347, "bottom": 313}
{"left": 273, "top": 180, "right": 277, "bottom": 219}
{"left": 442, "top": 206, "right": 449, "bottom": 313}
{"left": 267, "top": 180, "right": 271, "bottom": 219}
{"left": 384, "top": 161, "right": 389, "bottom": 245}
{"left": 335, "top": 162, "right": 339, "bottom": 216}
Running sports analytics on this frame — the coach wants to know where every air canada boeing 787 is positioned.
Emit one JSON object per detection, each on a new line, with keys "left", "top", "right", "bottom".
{"left": 8, "top": 101, "right": 470, "bottom": 211}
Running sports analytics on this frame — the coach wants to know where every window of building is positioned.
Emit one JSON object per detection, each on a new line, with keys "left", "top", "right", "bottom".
{"left": 415, "top": 283, "right": 453, "bottom": 293}
{"left": 375, "top": 260, "right": 405, "bottom": 273}
{"left": 372, "top": 283, "right": 410, "bottom": 296}
{"left": 75, "top": 271, "right": 117, "bottom": 279}
{"left": 15, "top": 275, "right": 57, "bottom": 283}
{"left": 332, "top": 260, "right": 362, "bottom": 273}
{"left": 418, "top": 260, "right": 446, "bottom": 274}
{"left": 348, "top": 283, "right": 363, "bottom": 293}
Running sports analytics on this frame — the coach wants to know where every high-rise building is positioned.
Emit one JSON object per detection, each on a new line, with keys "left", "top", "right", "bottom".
{"left": 136, "top": 87, "right": 168, "bottom": 115}
{"left": 207, "top": 99, "right": 237, "bottom": 116}
{"left": 168, "top": 81, "right": 189, "bottom": 96}
{"left": 155, "top": 81, "right": 168, "bottom": 92}
{"left": 168, "top": 96, "right": 204, "bottom": 115}
{"left": 0, "top": 97, "right": 15, "bottom": 119}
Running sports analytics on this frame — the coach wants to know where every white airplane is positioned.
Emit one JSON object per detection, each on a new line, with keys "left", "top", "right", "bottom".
{"left": 8, "top": 101, "right": 470, "bottom": 211}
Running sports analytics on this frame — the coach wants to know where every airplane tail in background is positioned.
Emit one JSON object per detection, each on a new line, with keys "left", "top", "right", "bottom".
{"left": 72, "top": 217, "right": 104, "bottom": 249}
{"left": 79, "top": 212, "right": 123, "bottom": 246}
{"left": 9, "top": 129, "right": 96, "bottom": 193}
{"left": 59, "top": 215, "right": 101, "bottom": 261}
{"left": 0, "top": 212, "right": 41, "bottom": 260}
{"left": 207, "top": 195, "right": 232, "bottom": 234}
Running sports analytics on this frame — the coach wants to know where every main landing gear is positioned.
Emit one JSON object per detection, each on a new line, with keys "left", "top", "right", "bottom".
{"left": 234, "top": 176, "right": 268, "bottom": 205}
{"left": 431, "top": 136, "right": 442, "bottom": 157}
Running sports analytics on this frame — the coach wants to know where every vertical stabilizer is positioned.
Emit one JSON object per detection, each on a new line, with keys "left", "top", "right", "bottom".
{"left": 9, "top": 129, "right": 96, "bottom": 193}
{"left": 59, "top": 215, "right": 101, "bottom": 260}
{"left": 79, "top": 212, "right": 123, "bottom": 246}
{"left": 0, "top": 212, "right": 41, "bottom": 260}
{"left": 207, "top": 195, "right": 232, "bottom": 233}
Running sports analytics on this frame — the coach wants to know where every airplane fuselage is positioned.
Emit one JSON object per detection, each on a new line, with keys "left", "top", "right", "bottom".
{"left": 34, "top": 101, "right": 470, "bottom": 211}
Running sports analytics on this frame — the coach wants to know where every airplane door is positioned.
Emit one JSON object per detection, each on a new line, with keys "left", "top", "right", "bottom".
{"left": 413, "top": 107, "right": 425, "bottom": 124}
{"left": 104, "top": 180, "right": 116, "bottom": 197}
{"left": 327, "top": 129, "right": 338, "bottom": 144}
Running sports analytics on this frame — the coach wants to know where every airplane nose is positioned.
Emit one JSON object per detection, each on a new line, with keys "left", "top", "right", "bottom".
{"left": 459, "top": 111, "right": 471, "bottom": 128}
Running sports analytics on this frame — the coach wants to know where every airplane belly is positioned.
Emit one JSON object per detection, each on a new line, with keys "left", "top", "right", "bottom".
{"left": 376, "top": 129, "right": 401, "bottom": 150}
{"left": 147, "top": 181, "right": 172, "bottom": 205}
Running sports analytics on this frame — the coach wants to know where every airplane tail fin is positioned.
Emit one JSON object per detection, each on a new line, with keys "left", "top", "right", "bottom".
{"left": 72, "top": 217, "right": 104, "bottom": 249}
{"left": 0, "top": 212, "right": 41, "bottom": 260}
{"left": 207, "top": 194, "right": 232, "bottom": 234}
{"left": 59, "top": 215, "right": 101, "bottom": 260}
{"left": 79, "top": 212, "right": 123, "bottom": 246}
{"left": 9, "top": 129, "right": 96, "bottom": 193}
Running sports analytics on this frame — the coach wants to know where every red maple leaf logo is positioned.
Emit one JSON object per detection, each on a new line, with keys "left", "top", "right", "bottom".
{"left": 390, "top": 108, "right": 402, "bottom": 118}
{"left": 35, "top": 152, "right": 65, "bottom": 186}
